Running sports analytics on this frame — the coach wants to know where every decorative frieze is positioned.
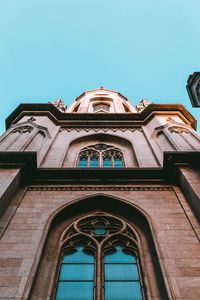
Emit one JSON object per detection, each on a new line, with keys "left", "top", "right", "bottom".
{"left": 13, "top": 125, "right": 33, "bottom": 133}
{"left": 64, "top": 127, "right": 142, "bottom": 132}
{"left": 27, "top": 117, "right": 36, "bottom": 122}
{"left": 168, "top": 126, "right": 189, "bottom": 134}
{"left": 28, "top": 185, "right": 173, "bottom": 191}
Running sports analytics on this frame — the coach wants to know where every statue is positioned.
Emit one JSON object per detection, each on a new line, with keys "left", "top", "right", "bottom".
{"left": 49, "top": 98, "right": 67, "bottom": 112}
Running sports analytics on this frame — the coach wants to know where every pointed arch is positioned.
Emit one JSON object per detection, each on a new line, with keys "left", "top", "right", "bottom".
{"left": 63, "top": 133, "right": 139, "bottom": 167}
{"left": 0, "top": 120, "right": 50, "bottom": 151}
{"left": 24, "top": 193, "right": 172, "bottom": 300}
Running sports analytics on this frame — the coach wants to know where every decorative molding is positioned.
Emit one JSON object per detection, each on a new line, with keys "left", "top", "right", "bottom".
{"left": 64, "top": 127, "right": 143, "bottom": 132}
{"left": 27, "top": 117, "right": 36, "bottom": 122}
{"left": 28, "top": 185, "right": 173, "bottom": 191}
{"left": 9, "top": 120, "right": 51, "bottom": 138}
{"left": 166, "top": 117, "right": 174, "bottom": 123}
{"left": 168, "top": 126, "right": 189, "bottom": 134}
{"left": 153, "top": 121, "right": 192, "bottom": 137}
{"left": 13, "top": 125, "right": 33, "bottom": 133}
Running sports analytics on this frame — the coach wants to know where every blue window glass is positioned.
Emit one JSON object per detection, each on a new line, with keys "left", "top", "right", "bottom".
{"left": 55, "top": 245, "right": 94, "bottom": 300}
{"left": 114, "top": 157, "right": 123, "bottom": 168}
{"left": 103, "top": 157, "right": 112, "bottom": 167}
{"left": 56, "top": 282, "right": 93, "bottom": 300}
{"left": 90, "top": 156, "right": 99, "bottom": 167}
{"left": 77, "top": 146, "right": 124, "bottom": 168}
{"left": 105, "top": 282, "right": 142, "bottom": 300}
{"left": 93, "top": 222, "right": 107, "bottom": 235}
{"left": 78, "top": 157, "right": 87, "bottom": 167}
{"left": 104, "top": 246, "right": 143, "bottom": 300}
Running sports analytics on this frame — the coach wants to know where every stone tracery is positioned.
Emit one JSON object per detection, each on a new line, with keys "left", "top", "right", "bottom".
{"left": 77, "top": 143, "right": 124, "bottom": 168}
{"left": 54, "top": 213, "right": 143, "bottom": 300}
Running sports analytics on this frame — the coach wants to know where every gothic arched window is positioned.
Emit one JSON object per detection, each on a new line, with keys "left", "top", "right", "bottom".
{"left": 93, "top": 103, "right": 110, "bottom": 112}
{"left": 54, "top": 213, "right": 144, "bottom": 300}
{"left": 56, "top": 244, "right": 95, "bottom": 300}
{"left": 77, "top": 144, "right": 124, "bottom": 168}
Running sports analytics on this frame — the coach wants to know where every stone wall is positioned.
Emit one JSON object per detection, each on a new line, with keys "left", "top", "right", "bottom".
{"left": 0, "top": 185, "right": 199, "bottom": 299}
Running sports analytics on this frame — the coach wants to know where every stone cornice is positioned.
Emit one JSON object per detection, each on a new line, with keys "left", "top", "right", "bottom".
{"left": 5, "top": 103, "right": 196, "bottom": 130}
{"left": 28, "top": 185, "right": 173, "bottom": 191}
{"left": 60, "top": 127, "right": 143, "bottom": 132}
{"left": 0, "top": 151, "right": 199, "bottom": 185}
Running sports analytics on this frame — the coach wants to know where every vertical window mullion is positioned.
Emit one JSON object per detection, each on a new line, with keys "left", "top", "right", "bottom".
{"left": 111, "top": 156, "right": 114, "bottom": 167}
{"left": 100, "top": 153, "right": 102, "bottom": 167}
{"left": 88, "top": 155, "right": 91, "bottom": 168}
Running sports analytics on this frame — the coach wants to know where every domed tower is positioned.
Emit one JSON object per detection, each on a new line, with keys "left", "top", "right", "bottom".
{"left": 66, "top": 87, "right": 137, "bottom": 113}
{"left": 0, "top": 88, "right": 200, "bottom": 300}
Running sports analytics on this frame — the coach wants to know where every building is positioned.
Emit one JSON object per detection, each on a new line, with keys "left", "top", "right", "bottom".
{"left": 187, "top": 72, "right": 200, "bottom": 107}
{"left": 0, "top": 88, "right": 200, "bottom": 300}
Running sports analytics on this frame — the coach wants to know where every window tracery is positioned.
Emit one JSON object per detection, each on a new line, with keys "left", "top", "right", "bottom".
{"left": 93, "top": 103, "right": 110, "bottom": 112}
{"left": 77, "top": 144, "right": 124, "bottom": 168}
{"left": 54, "top": 213, "right": 144, "bottom": 300}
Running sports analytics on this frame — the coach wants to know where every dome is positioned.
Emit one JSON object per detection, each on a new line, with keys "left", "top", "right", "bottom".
{"left": 66, "top": 87, "right": 137, "bottom": 113}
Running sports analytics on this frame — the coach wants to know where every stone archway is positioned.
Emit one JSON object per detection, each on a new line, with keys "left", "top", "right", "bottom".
{"left": 24, "top": 194, "right": 171, "bottom": 300}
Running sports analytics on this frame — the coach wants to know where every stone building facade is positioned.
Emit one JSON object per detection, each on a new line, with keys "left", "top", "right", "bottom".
{"left": 0, "top": 88, "right": 199, "bottom": 299}
{"left": 187, "top": 72, "right": 200, "bottom": 107}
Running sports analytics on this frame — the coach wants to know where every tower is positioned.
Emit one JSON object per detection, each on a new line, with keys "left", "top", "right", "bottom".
{"left": 0, "top": 88, "right": 200, "bottom": 299}
{"left": 187, "top": 72, "right": 200, "bottom": 107}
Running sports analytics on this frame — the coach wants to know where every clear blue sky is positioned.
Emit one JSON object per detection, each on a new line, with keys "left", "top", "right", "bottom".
{"left": 0, "top": 0, "right": 200, "bottom": 133}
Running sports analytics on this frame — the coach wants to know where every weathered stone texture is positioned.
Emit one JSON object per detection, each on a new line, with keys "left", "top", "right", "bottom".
{"left": 179, "top": 166, "right": 200, "bottom": 222}
{"left": 0, "top": 90, "right": 200, "bottom": 299}
{"left": 0, "top": 186, "right": 199, "bottom": 298}
{"left": 0, "top": 168, "right": 20, "bottom": 219}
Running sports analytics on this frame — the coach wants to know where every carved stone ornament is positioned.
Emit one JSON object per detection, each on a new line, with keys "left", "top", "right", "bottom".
{"left": 13, "top": 125, "right": 33, "bottom": 133}
{"left": 168, "top": 126, "right": 189, "bottom": 134}
{"left": 50, "top": 98, "right": 67, "bottom": 112}
{"left": 64, "top": 127, "right": 142, "bottom": 132}
{"left": 28, "top": 185, "right": 173, "bottom": 191}
{"left": 94, "top": 143, "right": 108, "bottom": 150}
{"left": 27, "top": 117, "right": 36, "bottom": 122}
{"left": 166, "top": 117, "right": 174, "bottom": 123}
{"left": 61, "top": 212, "right": 137, "bottom": 247}
{"left": 136, "top": 99, "right": 151, "bottom": 112}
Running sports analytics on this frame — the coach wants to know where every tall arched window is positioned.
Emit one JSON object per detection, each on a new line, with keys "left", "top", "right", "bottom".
{"left": 77, "top": 144, "right": 124, "bottom": 168}
{"left": 55, "top": 244, "right": 95, "bottom": 300}
{"left": 104, "top": 245, "right": 142, "bottom": 300}
{"left": 54, "top": 213, "right": 144, "bottom": 300}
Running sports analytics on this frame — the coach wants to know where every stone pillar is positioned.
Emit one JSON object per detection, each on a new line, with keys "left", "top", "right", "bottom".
{"left": 0, "top": 168, "right": 21, "bottom": 217}
{"left": 178, "top": 166, "right": 200, "bottom": 221}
